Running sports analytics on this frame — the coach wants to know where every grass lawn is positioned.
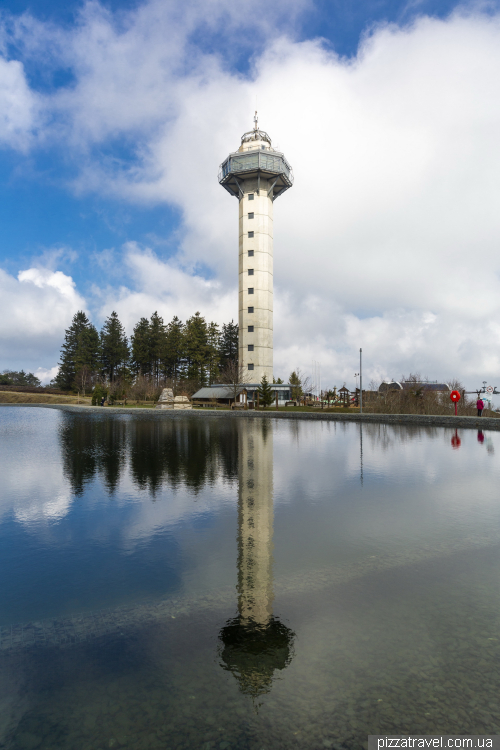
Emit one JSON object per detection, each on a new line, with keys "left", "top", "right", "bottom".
{"left": 0, "top": 391, "right": 92, "bottom": 405}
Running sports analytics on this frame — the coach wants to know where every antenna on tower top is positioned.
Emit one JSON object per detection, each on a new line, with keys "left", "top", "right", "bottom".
{"left": 253, "top": 111, "right": 258, "bottom": 131}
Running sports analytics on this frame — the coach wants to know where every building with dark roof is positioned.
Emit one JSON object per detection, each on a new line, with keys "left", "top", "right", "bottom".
{"left": 379, "top": 380, "right": 451, "bottom": 393}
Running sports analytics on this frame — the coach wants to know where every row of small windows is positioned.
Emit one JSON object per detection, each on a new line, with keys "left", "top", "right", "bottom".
{"left": 247, "top": 327, "right": 254, "bottom": 374}
{"left": 247, "top": 271, "right": 255, "bottom": 366}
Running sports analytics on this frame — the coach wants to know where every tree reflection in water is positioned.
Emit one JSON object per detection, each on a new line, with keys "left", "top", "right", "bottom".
{"left": 219, "top": 419, "right": 295, "bottom": 698}
{"left": 59, "top": 413, "right": 239, "bottom": 497}
{"left": 59, "top": 413, "right": 127, "bottom": 495}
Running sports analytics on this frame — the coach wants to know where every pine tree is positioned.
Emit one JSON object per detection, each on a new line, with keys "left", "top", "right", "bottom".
{"left": 206, "top": 321, "right": 221, "bottom": 385}
{"left": 1, "top": 370, "right": 42, "bottom": 386}
{"left": 148, "top": 312, "right": 166, "bottom": 385}
{"left": 258, "top": 374, "right": 274, "bottom": 408}
{"left": 220, "top": 320, "right": 238, "bottom": 369}
{"left": 164, "top": 316, "right": 184, "bottom": 383}
{"left": 56, "top": 311, "right": 100, "bottom": 390}
{"left": 130, "top": 317, "right": 151, "bottom": 377}
{"left": 100, "top": 311, "right": 129, "bottom": 382}
{"left": 183, "top": 312, "right": 208, "bottom": 384}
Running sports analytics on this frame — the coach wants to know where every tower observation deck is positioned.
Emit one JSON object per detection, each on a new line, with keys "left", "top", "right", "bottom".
{"left": 219, "top": 113, "right": 293, "bottom": 383}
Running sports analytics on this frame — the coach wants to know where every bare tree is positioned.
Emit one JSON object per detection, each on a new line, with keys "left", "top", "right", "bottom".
{"left": 288, "top": 368, "right": 313, "bottom": 403}
{"left": 74, "top": 365, "right": 93, "bottom": 395}
{"left": 129, "top": 374, "right": 163, "bottom": 403}
{"left": 216, "top": 360, "right": 251, "bottom": 407}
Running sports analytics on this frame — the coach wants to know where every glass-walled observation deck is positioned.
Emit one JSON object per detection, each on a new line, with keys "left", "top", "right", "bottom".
{"left": 218, "top": 149, "right": 293, "bottom": 200}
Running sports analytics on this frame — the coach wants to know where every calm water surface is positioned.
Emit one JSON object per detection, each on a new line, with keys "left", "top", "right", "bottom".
{"left": 1, "top": 407, "right": 500, "bottom": 750}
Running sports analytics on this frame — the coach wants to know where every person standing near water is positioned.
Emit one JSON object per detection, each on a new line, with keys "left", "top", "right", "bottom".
{"left": 477, "top": 397, "right": 484, "bottom": 416}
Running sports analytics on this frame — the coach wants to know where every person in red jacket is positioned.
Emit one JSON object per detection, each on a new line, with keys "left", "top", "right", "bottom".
{"left": 477, "top": 398, "right": 484, "bottom": 416}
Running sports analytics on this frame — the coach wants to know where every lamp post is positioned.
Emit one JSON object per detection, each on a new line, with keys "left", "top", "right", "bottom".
{"left": 360, "top": 348, "right": 363, "bottom": 414}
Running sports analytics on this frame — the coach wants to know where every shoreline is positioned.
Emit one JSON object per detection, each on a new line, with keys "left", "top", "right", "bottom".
{"left": 1, "top": 402, "right": 498, "bottom": 431}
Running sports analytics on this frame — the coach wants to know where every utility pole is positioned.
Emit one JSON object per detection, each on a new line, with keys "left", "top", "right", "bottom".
{"left": 360, "top": 348, "right": 363, "bottom": 414}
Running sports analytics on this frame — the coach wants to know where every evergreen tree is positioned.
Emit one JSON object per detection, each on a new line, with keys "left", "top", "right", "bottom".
{"left": 78, "top": 325, "right": 100, "bottom": 373}
{"left": 183, "top": 312, "right": 208, "bottom": 384}
{"left": 206, "top": 321, "right": 221, "bottom": 385}
{"left": 289, "top": 370, "right": 303, "bottom": 401}
{"left": 258, "top": 374, "right": 274, "bottom": 408}
{"left": 164, "top": 316, "right": 184, "bottom": 383}
{"left": 149, "top": 312, "right": 166, "bottom": 385}
{"left": 56, "top": 311, "right": 100, "bottom": 390}
{"left": 1, "top": 370, "right": 42, "bottom": 386}
{"left": 100, "top": 311, "right": 129, "bottom": 382}
{"left": 220, "top": 320, "right": 239, "bottom": 368}
{"left": 130, "top": 317, "right": 151, "bottom": 377}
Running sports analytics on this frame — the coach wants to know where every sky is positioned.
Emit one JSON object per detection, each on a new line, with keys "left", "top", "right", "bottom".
{"left": 1, "top": 0, "right": 500, "bottom": 390}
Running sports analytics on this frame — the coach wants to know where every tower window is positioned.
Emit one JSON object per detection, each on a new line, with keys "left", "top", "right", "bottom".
{"left": 248, "top": 194, "right": 254, "bottom": 200}
{"left": 248, "top": 326, "right": 254, "bottom": 332}
{"left": 248, "top": 231, "right": 254, "bottom": 238}
{"left": 248, "top": 250, "right": 254, "bottom": 257}
{"left": 248, "top": 213, "right": 254, "bottom": 219}
{"left": 248, "top": 363, "right": 254, "bottom": 371}
{"left": 248, "top": 307, "right": 254, "bottom": 313}
{"left": 248, "top": 288, "right": 254, "bottom": 294}
{"left": 248, "top": 345, "right": 254, "bottom": 352}
{"left": 248, "top": 269, "right": 254, "bottom": 275}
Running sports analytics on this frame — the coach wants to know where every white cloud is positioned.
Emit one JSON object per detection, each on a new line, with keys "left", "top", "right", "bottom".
{"left": 0, "top": 54, "right": 38, "bottom": 150}
{"left": 94, "top": 242, "right": 236, "bottom": 331}
{"left": 3, "top": 4, "right": 500, "bottom": 386}
{"left": 0, "top": 266, "right": 85, "bottom": 371}
{"left": 35, "top": 365, "right": 59, "bottom": 384}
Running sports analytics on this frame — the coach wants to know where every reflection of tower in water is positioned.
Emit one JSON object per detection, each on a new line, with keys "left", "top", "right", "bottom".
{"left": 219, "top": 421, "right": 294, "bottom": 698}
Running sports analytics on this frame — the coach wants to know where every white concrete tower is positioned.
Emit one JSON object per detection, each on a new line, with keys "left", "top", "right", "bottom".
{"left": 219, "top": 114, "right": 293, "bottom": 383}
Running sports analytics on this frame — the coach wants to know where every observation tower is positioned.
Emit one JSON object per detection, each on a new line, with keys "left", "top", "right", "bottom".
{"left": 219, "top": 113, "right": 293, "bottom": 382}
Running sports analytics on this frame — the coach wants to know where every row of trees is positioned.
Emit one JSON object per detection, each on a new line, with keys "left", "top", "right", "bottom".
{"left": 0, "top": 370, "right": 42, "bottom": 387}
{"left": 56, "top": 310, "right": 239, "bottom": 394}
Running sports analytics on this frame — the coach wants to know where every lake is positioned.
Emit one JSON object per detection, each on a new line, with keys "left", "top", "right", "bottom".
{"left": 1, "top": 406, "right": 500, "bottom": 750}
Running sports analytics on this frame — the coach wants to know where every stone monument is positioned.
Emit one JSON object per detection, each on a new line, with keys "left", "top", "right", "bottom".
{"left": 156, "top": 389, "right": 192, "bottom": 410}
